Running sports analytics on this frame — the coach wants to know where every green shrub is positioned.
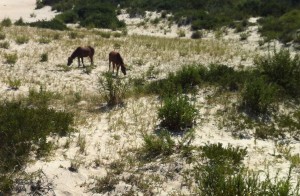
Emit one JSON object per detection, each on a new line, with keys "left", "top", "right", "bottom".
{"left": 147, "top": 65, "right": 206, "bottom": 96}
{"left": 191, "top": 31, "right": 203, "bottom": 39}
{"left": 27, "top": 86, "right": 58, "bottom": 108}
{"left": 1, "top": 18, "right": 12, "bottom": 27}
{"left": 98, "top": 72, "right": 128, "bottom": 107}
{"left": 141, "top": 130, "right": 175, "bottom": 159}
{"left": 241, "top": 75, "right": 278, "bottom": 114}
{"left": 206, "top": 64, "right": 244, "bottom": 91}
{"left": 0, "top": 41, "right": 9, "bottom": 49}
{"left": 0, "top": 100, "right": 74, "bottom": 186}
{"left": 256, "top": 49, "right": 300, "bottom": 97}
{"left": 16, "top": 35, "right": 29, "bottom": 44}
{"left": 29, "top": 19, "right": 67, "bottom": 30}
{"left": 14, "top": 17, "right": 26, "bottom": 26}
{"left": 40, "top": 53, "right": 48, "bottom": 62}
{"left": 201, "top": 143, "right": 247, "bottom": 167}
{"left": 158, "top": 95, "right": 197, "bottom": 131}
{"left": 4, "top": 53, "right": 17, "bottom": 65}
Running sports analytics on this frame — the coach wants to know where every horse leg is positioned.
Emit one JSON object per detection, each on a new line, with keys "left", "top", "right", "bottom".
{"left": 116, "top": 65, "right": 120, "bottom": 76}
{"left": 113, "top": 63, "right": 116, "bottom": 74}
{"left": 81, "top": 57, "right": 85, "bottom": 67}
{"left": 90, "top": 56, "right": 94, "bottom": 66}
{"left": 77, "top": 57, "right": 80, "bottom": 67}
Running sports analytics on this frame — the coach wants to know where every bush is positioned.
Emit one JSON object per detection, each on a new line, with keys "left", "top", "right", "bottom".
{"left": 206, "top": 64, "right": 244, "bottom": 91}
{"left": 98, "top": 72, "right": 128, "bottom": 107}
{"left": 1, "top": 18, "right": 12, "bottom": 27}
{"left": 241, "top": 75, "right": 278, "bottom": 114}
{"left": 14, "top": 18, "right": 26, "bottom": 26}
{"left": 0, "top": 100, "right": 74, "bottom": 193}
{"left": 158, "top": 95, "right": 197, "bottom": 131}
{"left": 29, "top": 19, "right": 67, "bottom": 30}
{"left": 191, "top": 31, "right": 203, "bottom": 39}
{"left": 256, "top": 49, "right": 300, "bottom": 98}
{"left": 40, "top": 53, "right": 48, "bottom": 62}
{"left": 146, "top": 65, "right": 206, "bottom": 97}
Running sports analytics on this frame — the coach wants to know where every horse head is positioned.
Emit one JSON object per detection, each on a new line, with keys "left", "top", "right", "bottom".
{"left": 67, "top": 57, "right": 73, "bottom": 66}
{"left": 121, "top": 64, "right": 126, "bottom": 75}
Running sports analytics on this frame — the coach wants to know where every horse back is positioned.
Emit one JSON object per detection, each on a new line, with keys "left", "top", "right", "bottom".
{"left": 109, "top": 51, "right": 124, "bottom": 65}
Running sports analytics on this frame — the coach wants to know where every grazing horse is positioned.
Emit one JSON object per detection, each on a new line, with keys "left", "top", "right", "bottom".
{"left": 109, "top": 51, "right": 126, "bottom": 76}
{"left": 67, "top": 46, "right": 94, "bottom": 67}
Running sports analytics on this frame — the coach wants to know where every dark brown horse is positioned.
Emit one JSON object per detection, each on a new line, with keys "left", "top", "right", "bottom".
{"left": 109, "top": 51, "right": 126, "bottom": 76}
{"left": 68, "top": 46, "right": 94, "bottom": 67}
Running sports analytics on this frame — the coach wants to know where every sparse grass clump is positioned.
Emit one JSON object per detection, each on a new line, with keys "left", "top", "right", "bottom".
{"left": 141, "top": 130, "right": 175, "bottom": 159}
{"left": 6, "top": 77, "right": 21, "bottom": 90}
{"left": 4, "top": 53, "right": 18, "bottom": 65}
{"left": 0, "top": 41, "right": 9, "bottom": 49}
{"left": 15, "top": 35, "right": 29, "bottom": 44}
{"left": 38, "top": 37, "right": 51, "bottom": 44}
{"left": 158, "top": 95, "right": 197, "bottom": 132}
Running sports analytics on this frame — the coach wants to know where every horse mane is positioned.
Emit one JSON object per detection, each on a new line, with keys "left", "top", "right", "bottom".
{"left": 70, "top": 47, "right": 80, "bottom": 59}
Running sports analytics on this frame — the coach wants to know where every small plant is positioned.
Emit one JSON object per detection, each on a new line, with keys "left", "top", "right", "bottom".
{"left": 40, "top": 53, "right": 48, "bottom": 62}
{"left": 177, "top": 29, "right": 186, "bottom": 37}
{"left": 76, "top": 134, "right": 86, "bottom": 154}
{"left": 141, "top": 130, "right": 175, "bottom": 159}
{"left": 0, "top": 41, "right": 9, "bottom": 49}
{"left": 158, "top": 95, "right": 197, "bottom": 131}
{"left": 16, "top": 35, "right": 29, "bottom": 44}
{"left": 98, "top": 72, "right": 128, "bottom": 107}
{"left": 7, "top": 77, "right": 21, "bottom": 90}
{"left": 38, "top": 37, "right": 51, "bottom": 44}
{"left": 4, "top": 53, "right": 18, "bottom": 65}
{"left": 1, "top": 18, "right": 12, "bottom": 27}
{"left": 91, "top": 173, "right": 118, "bottom": 194}
{"left": 240, "top": 32, "right": 249, "bottom": 41}
{"left": 27, "top": 86, "right": 58, "bottom": 108}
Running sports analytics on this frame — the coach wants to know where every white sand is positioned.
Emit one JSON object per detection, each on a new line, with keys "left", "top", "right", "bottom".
{"left": 0, "top": 0, "right": 57, "bottom": 22}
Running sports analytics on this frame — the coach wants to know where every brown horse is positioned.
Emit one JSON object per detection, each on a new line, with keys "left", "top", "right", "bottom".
{"left": 109, "top": 51, "right": 126, "bottom": 76}
{"left": 68, "top": 46, "right": 94, "bottom": 67}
